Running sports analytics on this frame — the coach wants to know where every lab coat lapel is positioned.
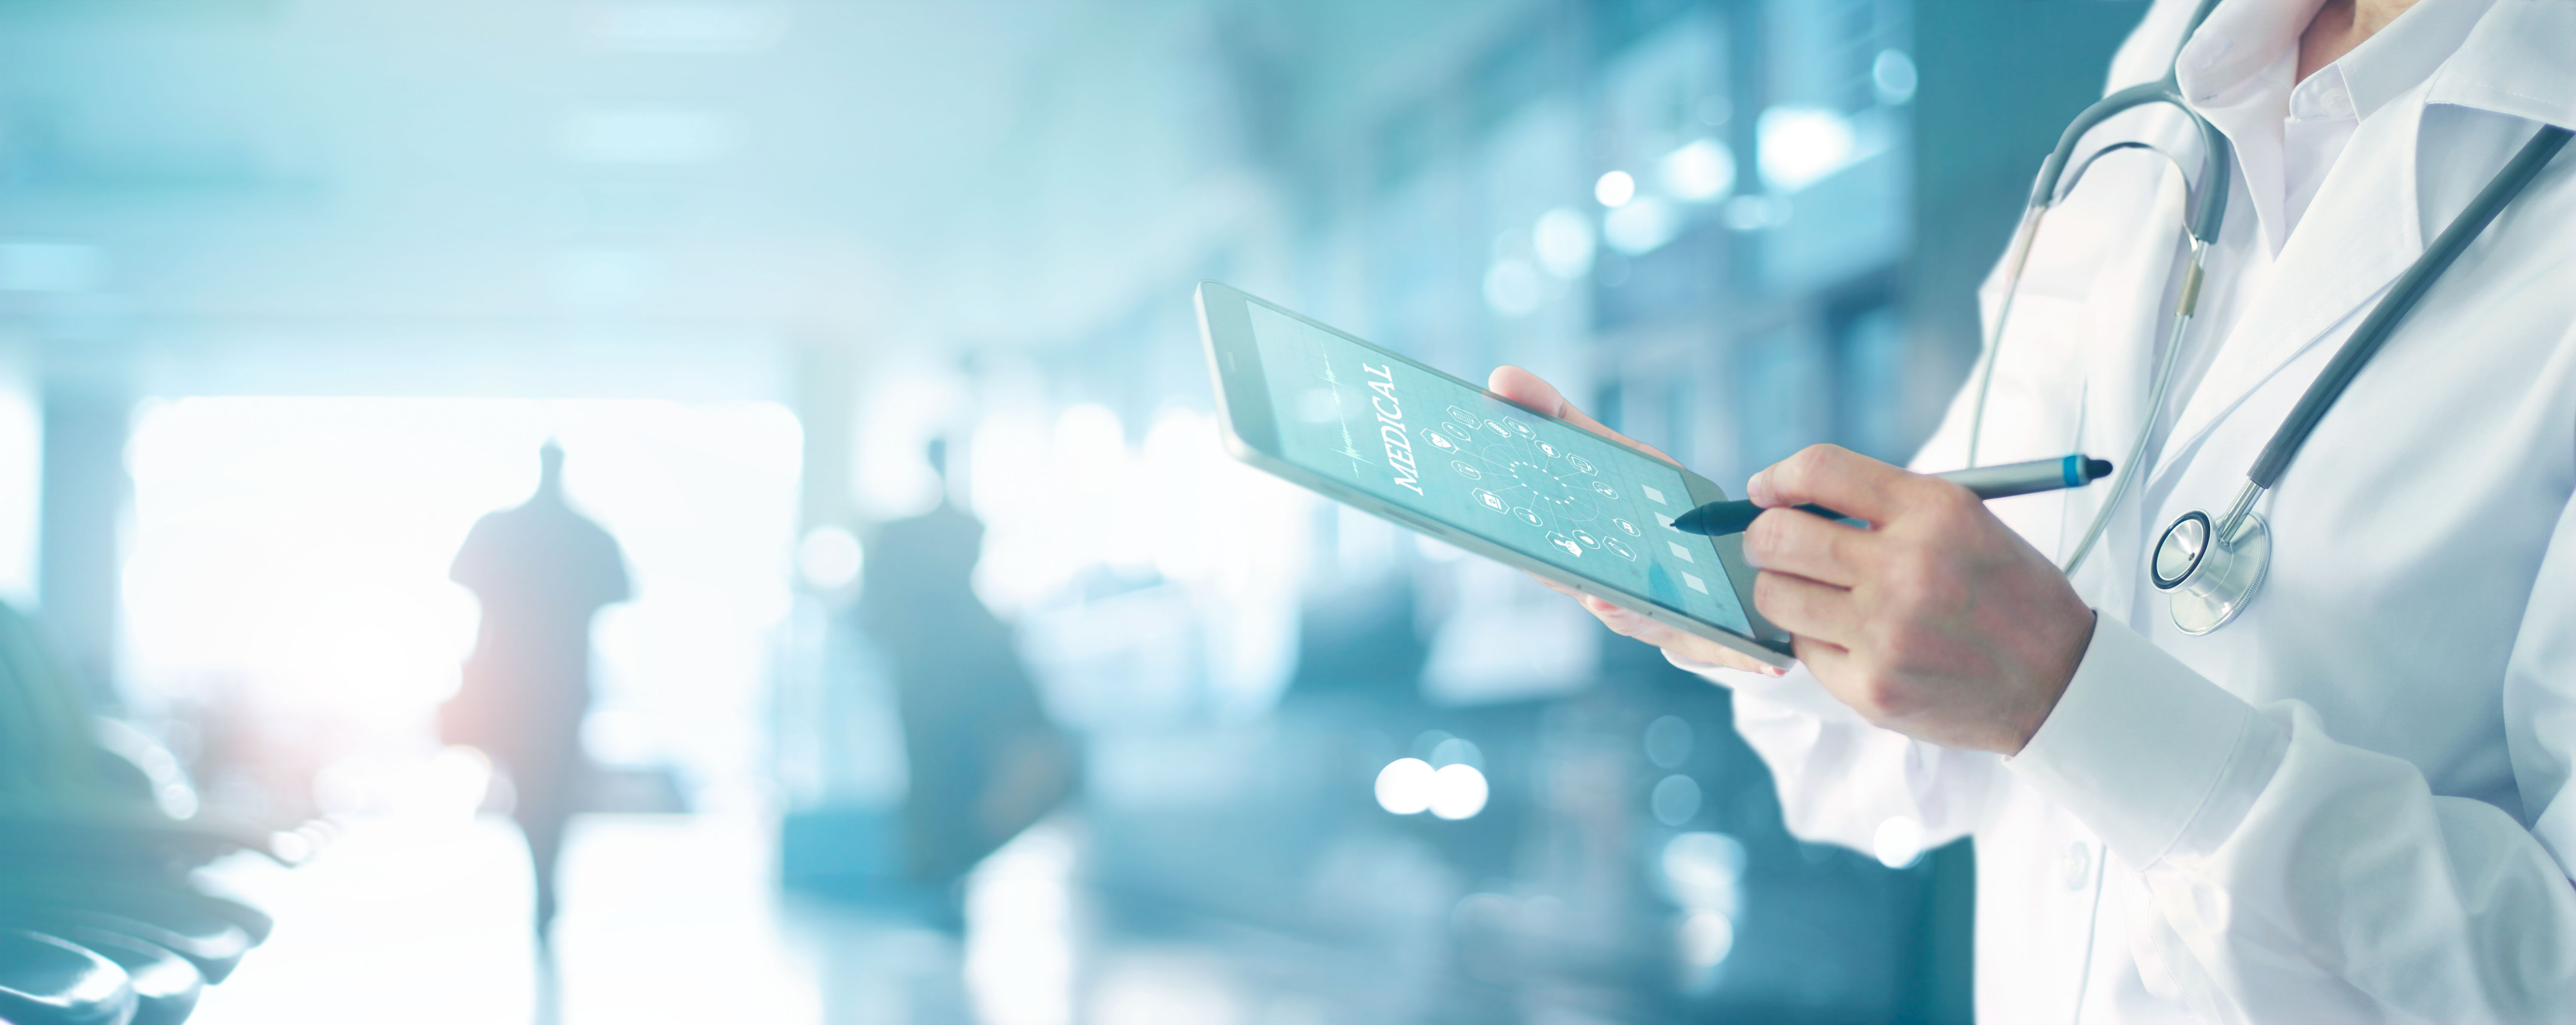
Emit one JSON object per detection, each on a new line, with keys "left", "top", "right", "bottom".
{"left": 2154, "top": 87, "right": 2424, "bottom": 471}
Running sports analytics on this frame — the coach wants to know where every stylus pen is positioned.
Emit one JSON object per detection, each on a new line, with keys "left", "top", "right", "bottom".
{"left": 1669, "top": 454, "right": 2115, "bottom": 537}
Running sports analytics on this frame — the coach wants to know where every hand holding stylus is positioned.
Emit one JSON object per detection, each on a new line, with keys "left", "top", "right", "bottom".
{"left": 1493, "top": 366, "right": 2098, "bottom": 754}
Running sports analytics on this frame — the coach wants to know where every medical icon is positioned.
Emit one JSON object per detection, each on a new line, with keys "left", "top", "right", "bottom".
{"left": 1546, "top": 531, "right": 1583, "bottom": 558}
{"left": 1440, "top": 422, "right": 1470, "bottom": 440}
{"left": 1571, "top": 528, "right": 1601, "bottom": 549}
{"left": 1452, "top": 460, "right": 1483, "bottom": 480}
{"left": 1505, "top": 418, "right": 1534, "bottom": 438}
{"left": 1425, "top": 431, "right": 1458, "bottom": 452}
{"left": 1590, "top": 481, "right": 1617, "bottom": 498}
{"left": 1539, "top": 442, "right": 1562, "bottom": 458}
{"left": 1446, "top": 406, "right": 1479, "bottom": 425}
{"left": 1473, "top": 488, "right": 1509, "bottom": 513}
{"left": 1485, "top": 420, "right": 1513, "bottom": 439}
{"left": 1513, "top": 507, "right": 1544, "bottom": 528}
{"left": 1603, "top": 537, "right": 1636, "bottom": 561}
{"left": 1613, "top": 517, "right": 1639, "bottom": 537}
{"left": 1569, "top": 455, "right": 1595, "bottom": 475}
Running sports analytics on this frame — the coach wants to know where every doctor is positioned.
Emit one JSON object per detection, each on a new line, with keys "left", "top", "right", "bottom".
{"left": 1497, "top": 0, "right": 2576, "bottom": 1019}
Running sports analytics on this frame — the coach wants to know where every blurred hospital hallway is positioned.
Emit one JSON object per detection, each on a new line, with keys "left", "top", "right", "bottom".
{"left": 0, "top": 0, "right": 2158, "bottom": 1022}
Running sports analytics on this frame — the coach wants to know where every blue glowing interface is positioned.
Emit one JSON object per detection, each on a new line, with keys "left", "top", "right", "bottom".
{"left": 1248, "top": 304, "right": 1751, "bottom": 634}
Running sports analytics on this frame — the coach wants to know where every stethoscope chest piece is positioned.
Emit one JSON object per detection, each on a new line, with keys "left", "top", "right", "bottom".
{"left": 2151, "top": 509, "right": 2270, "bottom": 635}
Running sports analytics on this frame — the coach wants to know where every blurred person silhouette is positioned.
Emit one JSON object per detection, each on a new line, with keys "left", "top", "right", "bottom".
{"left": 442, "top": 440, "right": 631, "bottom": 940}
{"left": 857, "top": 438, "right": 1073, "bottom": 894}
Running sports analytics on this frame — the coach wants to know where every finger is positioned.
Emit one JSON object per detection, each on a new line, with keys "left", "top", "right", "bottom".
{"left": 1529, "top": 573, "right": 1583, "bottom": 598}
{"left": 1746, "top": 444, "right": 1938, "bottom": 520}
{"left": 1576, "top": 594, "right": 1786, "bottom": 675}
{"left": 1486, "top": 365, "right": 1680, "bottom": 466}
{"left": 1751, "top": 570, "right": 1863, "bottom": 647}
{"left": 1739, "top": 505, "right": 1872, "bottom": 587}
{"left": 1791, "top": 635, "right": 1856, "bottom": 697}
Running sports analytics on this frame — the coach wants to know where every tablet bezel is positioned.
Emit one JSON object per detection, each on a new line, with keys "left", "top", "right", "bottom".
{"left": 1196, "top": 280, "right": 1795, "bottom": 668}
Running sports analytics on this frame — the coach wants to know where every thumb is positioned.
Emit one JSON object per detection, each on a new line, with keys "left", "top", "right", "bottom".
{"left": 1486, "top": 365, "right": 1677, "bottom": 466}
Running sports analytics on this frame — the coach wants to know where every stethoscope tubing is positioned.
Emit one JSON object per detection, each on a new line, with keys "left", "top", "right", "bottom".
{"left": 2236, "top": 124, "right": 2572, "bottom": 502}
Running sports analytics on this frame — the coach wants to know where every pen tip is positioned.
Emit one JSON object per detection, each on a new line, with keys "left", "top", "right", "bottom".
{"left": 2084, "top": 457, "right": 2114, "bottom": 481}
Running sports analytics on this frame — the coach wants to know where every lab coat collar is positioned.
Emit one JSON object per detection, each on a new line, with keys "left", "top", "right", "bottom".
{"left": 2179, "top": 0, "right": 2496, "bottom": 255}
{"left": 2173, "top": 0, "right": 2325, "bottom": 107}
{"left": 2423, "top": 0, "right": 2576, "bottom": 130}
{"left": 2154, "top": 0, "right": 2567, "bottom": 483}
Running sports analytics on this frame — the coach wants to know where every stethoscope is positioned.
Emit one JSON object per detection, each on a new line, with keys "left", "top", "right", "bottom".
{"left": 1965, "top": 0, "right": 2572, "bottom": 635}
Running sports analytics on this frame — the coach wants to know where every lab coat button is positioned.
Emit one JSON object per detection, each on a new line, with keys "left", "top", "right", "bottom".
{"left": 2060, "top": 843, "right": 2093, "bottom": 890}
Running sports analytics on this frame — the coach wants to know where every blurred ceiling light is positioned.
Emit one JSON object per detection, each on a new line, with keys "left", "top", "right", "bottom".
{"left": 1660, "top": 832, "right": 1745, "bottom": 914}
{"left": 558, "top": 108, "right": 735, "bottom": 164}
{"left": 1695, "top": 95, "right": 1733, "bottom": 128}
{"left": 1603, "top": 197, "right": 1679, "bottom": 255}
{"left": 1873, "top": 815, "right": 1927, "bottom": 869}
{"left": 0, "top": 242, "right": 106, "bottom": 292}
{"left": 1593, "top": 169, "right": 1637, "bottom": 208}
{"left": 796, "top": 526, "right": 863, "bottom": 590}
{"left": 1531, "top": 207, "right": 1596, "bottom": 279}
{"left": 1644, "top": 715, "right": 1692, "bottom": 769}
{"left": 1428, "top": 736, "right": 1483, "bottom": 770}
{"left": 1659, "top": 139, "right": 1737, "bottom": 202}
{"left": 1428, "top": 763, "right": 1488, "bottom": 820}
{"left": 1724, "top": 193, "right": 1793, "bottom": 232}
{"left": 1375, "top": 758, "right": 1436, "bottom": 815}
{"left": 1874, "top": 49, "right": 1920, "bottom": 106}
{"left": 1678, "top": 910, "right": 1736, "bottom": 974}
{"left": 586, "top": 3, "right": 787, "bottom": 54}
{"left": 1651, "top": 773, "right": 1701, "bottom": 825}
{"left": 1481, "top": 259, "right": 1543, "bottom": 317}
{"left": 1757, "top": 106, "right": 1858, "bottom": 193}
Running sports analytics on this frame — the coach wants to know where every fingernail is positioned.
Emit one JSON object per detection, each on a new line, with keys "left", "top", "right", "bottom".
{"left": 1746, "top": 471, "right": 1773, "bottom": 506}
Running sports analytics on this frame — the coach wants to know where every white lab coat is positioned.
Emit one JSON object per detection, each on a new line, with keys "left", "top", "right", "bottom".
{"left": 1675, "top": 0, "right": 2576, "bottom": 1020}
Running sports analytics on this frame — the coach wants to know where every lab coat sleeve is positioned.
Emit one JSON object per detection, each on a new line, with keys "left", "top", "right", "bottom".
{"left": 1668, "top": 652, "right": 2001, "bottom": 854}
{"left": 2009, "top": 570, "right": 2576, "bottom": 1019}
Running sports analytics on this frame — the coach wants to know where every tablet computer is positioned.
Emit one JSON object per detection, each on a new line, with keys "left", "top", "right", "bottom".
{"left": 1196, "top": 281, "right": 1794, "bottom": 668}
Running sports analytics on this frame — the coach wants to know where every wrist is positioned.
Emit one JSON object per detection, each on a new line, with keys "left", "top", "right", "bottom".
{"left": 2005, "top": 607, "right": 2097, "bottom": 755}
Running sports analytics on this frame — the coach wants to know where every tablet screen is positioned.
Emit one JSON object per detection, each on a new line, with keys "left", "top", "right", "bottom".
{"left": 1247, "top": 304, "right": 1752, "bottom": 635}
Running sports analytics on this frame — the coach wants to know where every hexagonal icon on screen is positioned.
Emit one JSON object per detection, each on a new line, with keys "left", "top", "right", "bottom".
{"left": 1538, "top": 441, "right": 1563, "bottom": 459}
{"left": 1473, "top": 488, "right": 1509, "bottom": 514}
{"left": 1428, "top": 432, "right": 1463, "bottom": 454}
{"left": 1602, "top": 537, "right": 1637, "bottom": 561}
{"left": 1589, "top": 481, "right": 1618, "bottom": 498}
{"left": 1546, "top": 531, "right": 1583, "bottom": 558}
{"left": 1446, "top": 405, "right": 1479, "bottom": 425}
{"left": 1505, "top": 418, "right": 1535, "bottom": 439}
{"left": 1440, "top": 421, "right": 1471, "bottom": 440}
{"left": 1570, "top": 528, "right": 1602, "bottom": 549}
{"left": 1612, "top": 517, "right": 1640, "bottom": 537}
{"left": 1568, "top": 455, "right": 1596, "bottom": 475}
{"left": 1513, "top": 507, "right": 1544, "bottom": 528}
{"left": 1451, "top": 460, "right": 1483, "bottom": 480}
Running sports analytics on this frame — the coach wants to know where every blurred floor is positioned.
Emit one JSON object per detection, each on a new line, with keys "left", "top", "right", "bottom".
{"left": 187, "top": 807, "right": 1654, "bottom": 1025}
{"left": 189, "top": 812, "right": 942, "bottom": 1025}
